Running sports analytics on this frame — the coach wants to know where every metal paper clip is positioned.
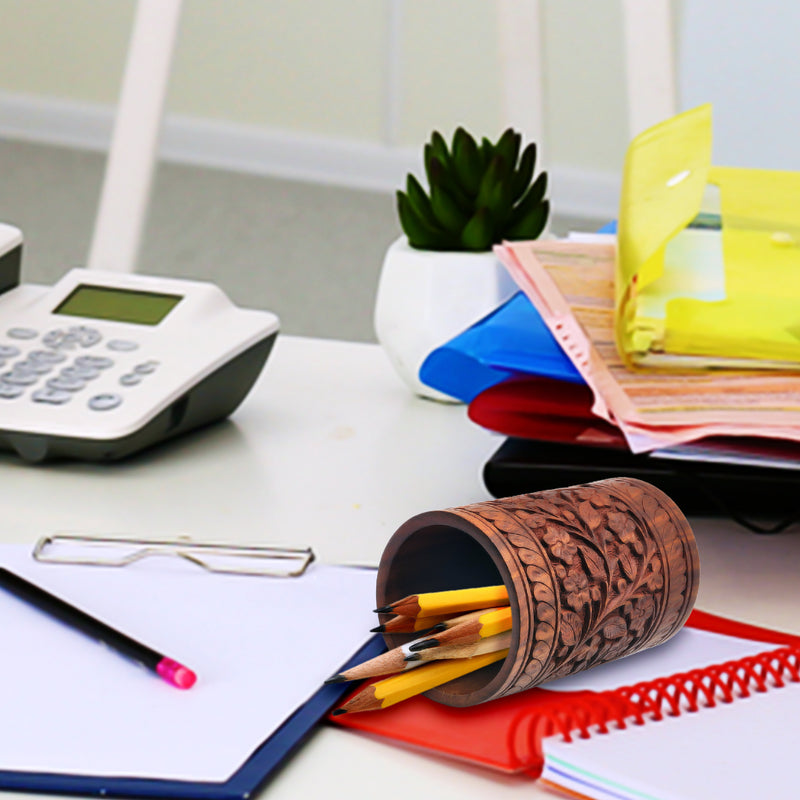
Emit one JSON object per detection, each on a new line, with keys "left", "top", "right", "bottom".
{"left": 33, "top": 534, "right": 315, "bottom": 577}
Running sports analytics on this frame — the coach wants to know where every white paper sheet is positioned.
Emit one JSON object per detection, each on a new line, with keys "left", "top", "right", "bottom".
{"left": 540, "top": 623, "right": 797, "bottom": 800}
{"left": 543, "top": 682, "right": 799, "bottom": 800}
{"left": 541, "top": 627, "right": 770, "bottom": 693}
{"left": 0, "top": 543, "right": 376, "bottom": 782}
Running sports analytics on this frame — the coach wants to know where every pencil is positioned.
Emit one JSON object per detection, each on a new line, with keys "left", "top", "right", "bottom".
{"left": 332, "top": 648, "right": 509, "bottom": 714}
{"left": 421, "top": 605, "right": 509, "bottom": 634}
{"left": 324, "top": 636, "right": 428, "bottom": 683}
{"left": 408, "top": 606, "right": 513, "bottom": 651}
{"left": 0, "top": 567, "right": 196, "bottom": 690}
{"left": 374, "top": 584, "right": 509, "bottom": 618}
{"left": 405, "top": 630, "right": 513, "bottom": 662}
{"left": 370, "top": 613, "right": 452, "bottom": 634}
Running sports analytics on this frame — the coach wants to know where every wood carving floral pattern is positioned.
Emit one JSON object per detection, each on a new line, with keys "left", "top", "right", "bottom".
{"left": 456, "top": 478, "right": 699, "bottom": 698}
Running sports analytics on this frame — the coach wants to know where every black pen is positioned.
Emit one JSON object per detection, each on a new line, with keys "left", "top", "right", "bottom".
{"left": 0, "top": 567, "right": 196, "bottom": 689}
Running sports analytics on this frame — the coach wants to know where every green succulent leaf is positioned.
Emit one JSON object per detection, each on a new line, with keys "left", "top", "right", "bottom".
{"left": 508, "top": 171, "right": 548, "bottom": 228}
{"left": 430, "top": 181, "right": 470, "bottom": 234}
{"left": 404, "top": 128, "right": 547, "bottom": 250}
{"left": 494, "top": 128, "right": 521, "bottom": 171}
{"left": 424, "top": 145, "right": 442, "bottom": 191}
{"left": 451, "top": 127, "right": 482, "bottom": 196}
{"left": 397, "top": 190, "right": 455, "bottom": 250}
{"left": 475, "top": 154, "right": 507, "bottom": 211}
{"left": 505, "top": 199, "right": 550, "bottom": 241}
{"left": 511, "top": 142, "right": 537, "bottom": 202}
{"left": 430, "top": 131, "right": 451, "bottom": 169}
{"left": 460, "top": 207, "right": 494, "bottom": 251}
{"left": 480, "top": 137, "right": 494, "bottom": 170}
{"left": 485, "top": 179, "right": 513, "bottom": 231}
{"left": 405, "top": 174, "right": 434, "bottom": 221}
{"left": 429, "top": 154, "right": 473, "bottom": 214}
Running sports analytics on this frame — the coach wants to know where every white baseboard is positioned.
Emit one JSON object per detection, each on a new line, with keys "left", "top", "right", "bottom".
{"left": 0, "top": 90, "right": 619, "bottom": 221}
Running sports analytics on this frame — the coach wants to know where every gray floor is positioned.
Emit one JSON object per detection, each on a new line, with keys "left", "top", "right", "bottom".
{"left": 0, "top": 138, "right": 600, "bottom": 343}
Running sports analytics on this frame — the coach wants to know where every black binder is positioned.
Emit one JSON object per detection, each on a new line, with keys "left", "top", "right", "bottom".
{"left": 483, "top": 438, "right": 800, "bottom": 532}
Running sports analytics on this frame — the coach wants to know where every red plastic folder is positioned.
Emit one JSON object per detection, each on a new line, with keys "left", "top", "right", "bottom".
{"left": 468, "top": 375, "right": 626, "bottom": 448}
{"left": 329, "top": 611, "right": 800, "bottom": 778}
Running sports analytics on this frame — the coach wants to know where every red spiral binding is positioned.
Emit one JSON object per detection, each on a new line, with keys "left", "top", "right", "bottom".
{"left": 507, "top": 644, "right": 800, "bottom": 776}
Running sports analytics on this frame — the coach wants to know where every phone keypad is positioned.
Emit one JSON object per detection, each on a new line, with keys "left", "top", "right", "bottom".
{"left": 0, "top": 325, "right": 157, "bottom": 412}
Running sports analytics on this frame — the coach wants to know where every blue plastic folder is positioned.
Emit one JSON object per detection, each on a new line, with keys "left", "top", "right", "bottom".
{"left": 419, "top": 224, "right": 617, "bottom": 403}
{"left": 418, "top": 292, "right": 583, "bottom": 403}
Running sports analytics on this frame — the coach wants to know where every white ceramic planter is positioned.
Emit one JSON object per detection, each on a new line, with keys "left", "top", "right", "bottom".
{"left": 373, "top": 236, "right": 518, "bottom": 402}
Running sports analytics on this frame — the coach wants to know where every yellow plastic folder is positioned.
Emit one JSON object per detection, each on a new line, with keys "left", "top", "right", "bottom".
{"left": 616, "top": 103, "right": 800, "bottom": 369}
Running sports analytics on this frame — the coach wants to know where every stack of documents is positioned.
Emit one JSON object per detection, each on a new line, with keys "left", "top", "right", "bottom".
{"left": 496, "top": 236, "right": 800, "bottom": 454}
{"left": 420, "top": 106, "right": 800, "bottom": 522}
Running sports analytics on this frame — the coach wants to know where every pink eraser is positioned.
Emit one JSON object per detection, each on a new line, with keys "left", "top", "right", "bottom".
{"left": 156, "top": 657, "right": 198, "bottom": 690}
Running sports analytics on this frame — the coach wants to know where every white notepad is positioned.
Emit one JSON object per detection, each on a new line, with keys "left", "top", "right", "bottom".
{"left": 543, "top": 683, "right": 799, "bottom": 800}
{"left": 0, "top": 543, "right": 376, "bottom": 782}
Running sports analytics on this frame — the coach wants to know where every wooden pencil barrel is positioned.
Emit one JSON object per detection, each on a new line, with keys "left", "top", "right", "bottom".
{"left": 376, "top": 477, "right": 700, "bottom": 708}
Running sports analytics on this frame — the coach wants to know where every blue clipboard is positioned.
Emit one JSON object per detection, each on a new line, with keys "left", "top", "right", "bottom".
{"left": 0, "top": 635, "right": 385, "bottom": 800}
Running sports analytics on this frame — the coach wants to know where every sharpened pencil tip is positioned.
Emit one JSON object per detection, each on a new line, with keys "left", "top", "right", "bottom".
{"left": 409, "top": 639, "right": 440, "bottom": 652}
{"left": 324, "top": 674, "right": 346, "bottom": 684}
{"left": 373, "top": 606, "right": 393, "bottom": 613}
{"left": 369, "top": 624, "right": 386, "bottom": 633}
{"left": 331, "top": 708, "right": 347, "bottom": 716}
{"left": 404, "top": 653, "right": 421, "bottom": 662}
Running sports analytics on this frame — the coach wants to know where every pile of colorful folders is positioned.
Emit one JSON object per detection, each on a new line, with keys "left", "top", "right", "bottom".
{"left": 419, "top": 105, "right": 800, "bottom": 529}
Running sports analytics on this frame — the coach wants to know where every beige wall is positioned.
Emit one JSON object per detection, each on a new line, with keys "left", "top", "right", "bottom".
{"left": 0, "top": 0, "right": 631, "bottom": 175}
{"left": 0, "top": 1, "right": 134, "bottom": 102}
{"left": 541, "top": 0, "right": 628, "bottom": 172}
{"left": 170, "top": 0, "right": 389, "bottom": 140}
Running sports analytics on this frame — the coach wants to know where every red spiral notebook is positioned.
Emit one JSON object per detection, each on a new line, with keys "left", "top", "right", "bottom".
{"left": 331, "top": 611, "right": 800, "bottom": 799}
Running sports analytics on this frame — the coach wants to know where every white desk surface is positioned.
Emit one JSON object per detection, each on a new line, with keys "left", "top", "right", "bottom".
{"left": 2, "top": 334, "right": 799, "bottom": 800}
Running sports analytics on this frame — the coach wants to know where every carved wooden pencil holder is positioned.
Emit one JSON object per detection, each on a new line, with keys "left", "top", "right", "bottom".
{"left": 376, "top": 477, "right": 700, "bottom": 708}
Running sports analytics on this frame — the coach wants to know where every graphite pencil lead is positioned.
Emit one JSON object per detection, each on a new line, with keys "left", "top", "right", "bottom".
{"left": 404, "top": 653, "right": 422, "bottom": 662}
{"left": 372, "top": 613, "right": 455, "bottom": 635}
{"left": 330, "top": 708, "right": 348, "bottom": 716}
{"left": 370, "top": 622, "right": 437, "bottom": 635}
{"left": 323, "top": 674, "right": 347, "bottom": 684}
{"left": 410, "top": 631, "right": 514, "bottom": 662}
{"left": 374, "top": 605, "right": 393, "bottom": 613}
{"left": 408, "top": 639, "right": 440, "bottom": 652}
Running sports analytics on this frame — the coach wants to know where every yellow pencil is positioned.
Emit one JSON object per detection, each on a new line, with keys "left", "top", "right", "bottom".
{"left": 408, "top": 607, "right": 513, "bottom": 651}
{"left": 423, "top": 607, "right": 500, "bottom": 632}
{"left": 374, "top": 585, "right": 509, "bottom": 618}
{"left": 332, "top": 648, "right": 509, "bottom": 714}
{"left": 405, "top": 630, "right": 512, "bottom": 662}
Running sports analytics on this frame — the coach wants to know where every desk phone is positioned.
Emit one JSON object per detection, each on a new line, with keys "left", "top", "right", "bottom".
{"left": 0, "top": 225, "right": 279, "bottom": 462}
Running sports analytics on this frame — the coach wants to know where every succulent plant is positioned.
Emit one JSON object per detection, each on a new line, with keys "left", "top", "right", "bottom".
{"left": 397, "top": 127, "right": 549, "bottom": 252}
